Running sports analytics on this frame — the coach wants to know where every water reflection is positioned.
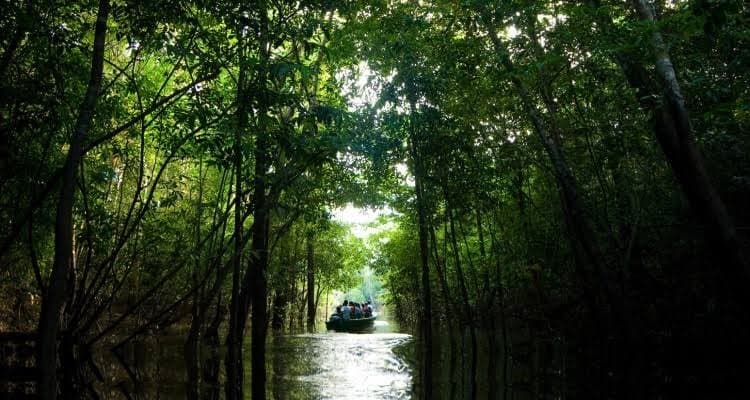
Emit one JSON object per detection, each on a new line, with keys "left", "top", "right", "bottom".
{"left": 270, "top": 321, "right": 413, "bottom": 399}
{"left": 105, "top": 319, "right": 413, "bottom": 400}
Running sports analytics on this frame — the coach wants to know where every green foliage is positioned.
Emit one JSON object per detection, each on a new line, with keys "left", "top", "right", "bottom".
{"left": 0, "top": 0, "right": 371, "bottom": 335}
{"left": 2, "top": 0, "right": 750, "bottom": 395}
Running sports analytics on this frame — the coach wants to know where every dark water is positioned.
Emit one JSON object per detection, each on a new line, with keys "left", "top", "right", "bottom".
{"left": 104, "top": 317, "right": 414, "bottom": 399}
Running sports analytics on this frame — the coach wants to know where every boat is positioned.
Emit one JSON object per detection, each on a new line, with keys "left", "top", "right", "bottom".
{"left": 325, "top": 315, "right": 377, "bottom": 332}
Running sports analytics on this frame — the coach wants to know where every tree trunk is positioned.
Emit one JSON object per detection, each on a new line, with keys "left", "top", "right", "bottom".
{"left": 487, "top": 216, "right": 512, "bottom": 400}
{"left": 224, "top": 18, "right": 248, "bottom": 399}
{"left": 429, "top": 225, "right": 457, "bottom": 322}
{"left": 203, "top": 298, "right": 225, "bottom": 400}
{"left": 185, "top": 310, "right": 201, "bottom": 400}
{"left": 250, "top": 7, "right": 271, "bottom": 397}
{"left": 306, "top": 232, "right": 315, "bottom": 330}
{"left": 477, "top": 209, "right": 499, "bottom": 399}
{"left": 409, "top": 125, "right": 433, "bottom": 400}
{"left": 271, "top": 239, "right": 290, "bottom": 330}
{"left": 271, "top": 288, "right": 286, "bottom": 330}
{"left": 249, "top": 183, "right": 269, "bottom": 400}
{"left": 185, "top": 160, "right": 207, "bottom": 400}
{"left": 446, "top": 203, "right": 477, "bottom": 400}
{"left": 429, "top": 223, "right": 459, "bottom": 398}
{"left": 289, "top": 278, "right": 297, "bottom": 332}
{"left": 37, "top": 2, "right": 109, "bottom": 399}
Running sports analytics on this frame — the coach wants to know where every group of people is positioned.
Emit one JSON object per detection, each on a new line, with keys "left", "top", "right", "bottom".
{"left": 330, "top": 300, "right": 373, "bottom": 321}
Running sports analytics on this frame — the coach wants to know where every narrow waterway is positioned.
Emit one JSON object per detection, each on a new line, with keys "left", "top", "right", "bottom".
{"left": 107, "top": 315, "right": 414, "bottom": 399}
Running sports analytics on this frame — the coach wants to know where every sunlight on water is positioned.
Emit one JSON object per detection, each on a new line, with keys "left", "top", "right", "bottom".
{"left": 270, "top": 320, "right": 413, "bottom": 400}
{"left": 104, "top": 319, "right": 413, "bottom": 399}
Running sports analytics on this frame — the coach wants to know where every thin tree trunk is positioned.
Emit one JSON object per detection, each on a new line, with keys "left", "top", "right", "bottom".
{"left": 225, "top": 17, "right": 248, "bottom": 400}
{"left": 37, "top": 2, "right": 109, "bottom": 399}
{"left": 289, "top": 278, "right": 297, "bottom": 332}
{"left": 409, "top": 120, "right": 433, "bottom": 400}
{"left": 202, "top": 297, "right": 225, "bottom": 400}
{"left": 185, "top": 159, "right": 206, "bottom": 400}
{"left": 185, "top": 305, "right": 202, "bottom": 400}
{"left": 446, "top": 202, "right": 477, "bottom": 400}
{"left": 487, "top": 215, "right": 512, "bottom": 400}
{"left": 250, "top": 7, "right": 271, "bottom": 397}
{"left": 457, "top": 216, "right": 481, "bottom": 301}
{"left": 271, "top": 234, "right": 290, "bottom": 331}
{"left": 306, "top": 232, "right": 315, "bottom": 330}
{"left": 477, "top": 209, "right": 499, "bottom": 400}
{"left": 428, "top": 223, "right": 459, "bottom": 395}
{"left": 429, "top": 225, "right": 456, "bottom": 323}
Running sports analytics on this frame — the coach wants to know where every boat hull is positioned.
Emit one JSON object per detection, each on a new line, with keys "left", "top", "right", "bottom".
{"left": 325, "top": 315, "right": 376, "bottom": 332}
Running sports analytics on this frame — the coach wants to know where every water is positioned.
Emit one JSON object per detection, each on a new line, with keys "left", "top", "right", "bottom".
{"left": 106, "top": 318, "right": 414, "bottom": 399}
{"left": 269, "top": 321, "right": 413, "bottom": 399}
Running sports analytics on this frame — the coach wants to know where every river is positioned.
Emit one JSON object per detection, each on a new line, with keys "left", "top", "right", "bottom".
{"left": 106, "top": 315, "right": 414, "bottom": 399}
{"left": 268, "top": 320, "right": 413, "bottom": 399}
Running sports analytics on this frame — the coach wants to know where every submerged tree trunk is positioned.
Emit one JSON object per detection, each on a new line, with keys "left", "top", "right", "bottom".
{"left": 476, "top": 209, "right": 499, "bottom": 399}
{"left": 446, "top": 203, "right": 477, "bottom": 400}
{"left": 249, "top": 159, "right": 270, "bottom": 400}
{"left": 203, "top": 298, "right": 225, "bottom": 400}
{"left": 225, "top": 19, "right": 248, "bottom": 399}
{"left": 250, "top": 7, "right": 271, "bottom": 397}
{"left": 487, "top": 211, "right": 513, "bottom": 400}
{"left": 429, "top": 223, "right": 459, "bottom": 398}
{"left": 38, "top": 2, "right": 109, "bottom": 399}
{"left": 185, "top": 282, "right": 202, "bottom": 400}
{"left": 185, "top": 159, "right": 207, "bottom": 400}
{"left": 409, "top": 121, "right": 433, "bottom": 399}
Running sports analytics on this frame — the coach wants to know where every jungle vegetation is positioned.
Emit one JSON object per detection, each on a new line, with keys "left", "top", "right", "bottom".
{"left": 1, "top": 0, "right": 749, "bottom": 399}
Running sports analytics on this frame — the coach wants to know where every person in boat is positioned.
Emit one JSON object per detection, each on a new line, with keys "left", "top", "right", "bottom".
{"left": 354, "top": 303, "right": 363, "bottom": 319}
{"left": 364, "top": 301, "right": 372, "bottom": 318}
{"left": 330, "top": 306, "right": 342, "bottom": 323}
{"left": 341, "top": 300, "right": 351, "bottom": 320}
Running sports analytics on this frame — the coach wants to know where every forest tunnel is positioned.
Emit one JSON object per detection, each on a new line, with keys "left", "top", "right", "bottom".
{"left": 2, "top": 0, "right": 750, "bottom": 399}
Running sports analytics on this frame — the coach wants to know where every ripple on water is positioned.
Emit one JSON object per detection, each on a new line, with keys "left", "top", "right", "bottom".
{"left": 271, "top": 331, "right": 413, "bottom": 400}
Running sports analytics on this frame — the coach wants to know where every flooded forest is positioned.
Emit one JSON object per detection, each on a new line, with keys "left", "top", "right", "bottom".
{"left": 2, "top": 0, "right": 750, "bottom": 399}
